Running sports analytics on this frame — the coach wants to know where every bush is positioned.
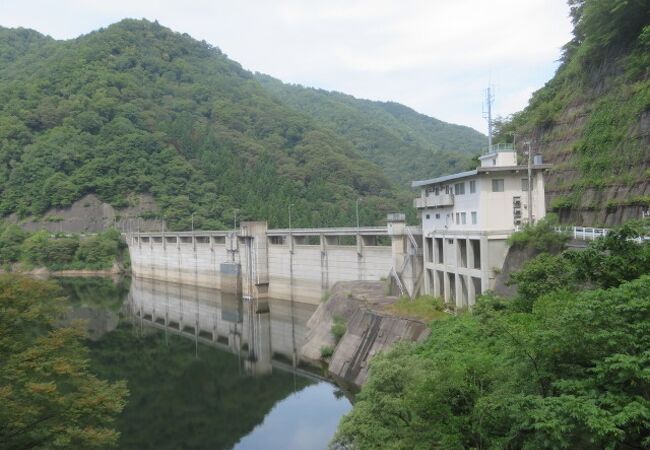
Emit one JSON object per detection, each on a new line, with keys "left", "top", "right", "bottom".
{"left": 320, "top": 346, "right": 334, "bottom": 359}
{"left": 331, "top": 316, "right": 346, "bottom": 342}
{"left": 507, "top": 215, "right": 569, "bottom": 253}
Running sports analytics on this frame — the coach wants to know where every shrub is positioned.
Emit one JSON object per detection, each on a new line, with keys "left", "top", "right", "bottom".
{"left": 320, "top": 346, "right": 334, "bottom": 359}
{"left": 331, "top": 316, "right": 346, "bottom": 342}
{"left": 507, "top": 215, "right": 569, "bottom": 253}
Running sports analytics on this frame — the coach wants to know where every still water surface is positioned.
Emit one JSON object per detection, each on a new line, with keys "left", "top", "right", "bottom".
{"left": 57, "top": 276, "right": 351, "bottom": 450}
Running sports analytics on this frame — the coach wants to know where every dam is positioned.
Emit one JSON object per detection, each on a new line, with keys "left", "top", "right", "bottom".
{"left": 126, "top": 214, "right": 423, "bottom": 304}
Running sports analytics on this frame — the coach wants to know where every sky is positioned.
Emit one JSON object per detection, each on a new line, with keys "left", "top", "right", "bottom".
{"left": 1, "top": 0, "right": 574, "bottom": 133}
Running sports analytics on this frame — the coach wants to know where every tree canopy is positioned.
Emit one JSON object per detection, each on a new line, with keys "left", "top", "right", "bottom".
{"left": 0, "top": 19, "right": 481, "bottom": 231}
{"left": 0, "top": 275, "right": 128, "bottom": 449}
{"left": 333, "top": 220, "right": 650, "bottom": 449}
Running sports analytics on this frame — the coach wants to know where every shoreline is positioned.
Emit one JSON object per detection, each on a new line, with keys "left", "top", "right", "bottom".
{"left": 2, "top": 265, "right": 126, "bottom": 278}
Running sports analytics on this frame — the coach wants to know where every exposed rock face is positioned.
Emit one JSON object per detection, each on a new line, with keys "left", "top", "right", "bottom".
{"left": 301, "top": 281, "right": 430, "bottom": 387}
{"left": 493, "top": 246, "right": 539, "bottom": 298}
{"left": 9, "top": 193, "right": 159, "bottom": 233}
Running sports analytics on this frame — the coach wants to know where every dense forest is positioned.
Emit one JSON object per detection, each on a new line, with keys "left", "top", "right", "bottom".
{"left": 0, "top": 20, "right": 484, "bottom": 231}
{"left": 256, "top": 74, "right": 484, "bottom": 186}
{"left": 494, "top": 0, "right": 650, "bottom": 225}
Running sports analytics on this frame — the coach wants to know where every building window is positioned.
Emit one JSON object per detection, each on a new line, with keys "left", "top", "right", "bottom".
{"left": 521, "top": 178, "right": 532, "bottom": 191}
{"left": 492, "top": 179, "right": 505, "bottom": 192}
{"left": 454, "top": 182, "right": 465, "bottom": 195}
{"left": 471, "top": 211, "right": 477, "bottom": 224}
{"left": 425, "top": 214, "right": 430, "bottom": 219}
{"left": 455, "top": 212, "right": 460, "bottom": 223}
{"left": 435, "top": 213, "right": 440, "bottom": 219}
{"left": 435, "top": 186, "right": 440, "bottom": 196}
{"left": 445, "top": 185, "right": 450, "bottom": 194}
{"left": 461, "top": 212, "right": 466, "bottom": 224}
{"left": 469, "top": 180, "right": 476, "bottom": 193}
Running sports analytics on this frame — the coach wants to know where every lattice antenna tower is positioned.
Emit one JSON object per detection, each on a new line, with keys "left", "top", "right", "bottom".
{"left": 482, "top": 85, "right": 495, "bottom": 152}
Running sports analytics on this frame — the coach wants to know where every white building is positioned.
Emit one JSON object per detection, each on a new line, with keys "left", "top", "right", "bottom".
{"left": 412, "top": 144, "right": 550, "bottom": 308}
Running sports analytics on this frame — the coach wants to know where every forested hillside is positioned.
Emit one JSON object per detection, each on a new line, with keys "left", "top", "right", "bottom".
{"left": 256, "top": 74, "right": 485, "bottom": 186}
{"left": 0, "top": 19, "right": 482, "bottom": 231}
{"left": 496, "top": 0, "right": 650, "bottom": 226}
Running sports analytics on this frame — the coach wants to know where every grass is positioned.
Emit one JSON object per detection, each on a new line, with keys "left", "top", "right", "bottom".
{"left": 331, "top": 316, "right": 346, "bottom": 342}
{"left": 320, "top": 346, "right": 334, "bottom": 359}
{"left": 388, "top": 295, "right": 447, "bottom": 322}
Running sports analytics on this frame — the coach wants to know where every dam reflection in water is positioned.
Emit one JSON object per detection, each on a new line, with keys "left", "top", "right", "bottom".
{"left": 127, "top": 276, "right": 317, "bottom": 376}
{"left": 59, "top": 277, "right": 350, "bottom": 450}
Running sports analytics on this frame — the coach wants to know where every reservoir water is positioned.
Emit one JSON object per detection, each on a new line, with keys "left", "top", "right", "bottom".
{"left": 57, "top": 276, "right": 351, "bottom": 450}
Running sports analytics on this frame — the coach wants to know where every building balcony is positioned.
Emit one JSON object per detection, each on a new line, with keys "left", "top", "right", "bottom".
{"left": 414, "top": 194, "right": 454, "bottom": 209}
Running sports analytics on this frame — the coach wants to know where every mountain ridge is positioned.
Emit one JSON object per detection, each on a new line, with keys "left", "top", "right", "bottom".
{"left": 0, "top": 19, "right": 483, "bottom": 230}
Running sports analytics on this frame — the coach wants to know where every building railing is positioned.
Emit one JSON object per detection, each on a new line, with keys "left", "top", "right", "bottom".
{"left": 484, "top": 142, "right": 514, "bottom": 154}
{"left": 414, "top": 193, "right": 454, "bottom": 209}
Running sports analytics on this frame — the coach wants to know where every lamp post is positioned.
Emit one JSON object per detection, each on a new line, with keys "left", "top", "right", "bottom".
{"left": 288, "top": 203, "right": 294, "bottom": 253}
{"left": 356, "top": 198, "right": 361, "bottom": 230}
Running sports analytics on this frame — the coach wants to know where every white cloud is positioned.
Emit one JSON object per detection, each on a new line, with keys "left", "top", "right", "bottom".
{"left": 0, "top": 0, "right": 573, "bottom": 132}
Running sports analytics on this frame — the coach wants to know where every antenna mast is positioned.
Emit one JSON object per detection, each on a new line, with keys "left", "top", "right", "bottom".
{"left": 483, "top": 86, "right": 494, "bottom": 152}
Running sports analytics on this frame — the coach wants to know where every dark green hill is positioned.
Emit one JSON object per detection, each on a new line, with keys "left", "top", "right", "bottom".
{"left": 0, "top": 19, "right": 406, "bottom": 230}
{"left": 496, "top": 0, "right": 650, "bottom": 226}
{"left": 256, "top": 74, "right": 485, "bottom": 187}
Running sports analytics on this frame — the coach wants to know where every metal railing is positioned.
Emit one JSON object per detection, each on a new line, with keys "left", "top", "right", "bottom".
{"left": 389, "top": 266, "right": 406, "bottom": 298}
{"left": 554, "top": 226, "right": 609, "bottom": 241}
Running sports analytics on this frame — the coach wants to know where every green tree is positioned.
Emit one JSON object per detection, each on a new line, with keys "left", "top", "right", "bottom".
{"left": 0, "top": 274, "right": 128, "bottom": 449}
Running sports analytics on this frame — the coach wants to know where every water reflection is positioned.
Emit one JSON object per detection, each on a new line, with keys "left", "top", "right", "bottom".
{"left": 126, "top": 277, "right": 318, "bottom": 377}
{"left": 56, "top": 277, "right": 350, "bottom": 450}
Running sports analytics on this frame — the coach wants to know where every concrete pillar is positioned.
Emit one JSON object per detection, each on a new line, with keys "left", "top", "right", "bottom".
{"left": 240, "top": 221, "right": 269, "bottom": 300}
{"left": 387, "top": 213, "right": 406, "bottom": 271}
{"left": 480, "top": 235, "right": 490, "bottom": 292}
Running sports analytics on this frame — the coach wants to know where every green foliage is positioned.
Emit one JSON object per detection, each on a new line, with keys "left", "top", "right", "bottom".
{"left": 0, "top": 223, "right": 28, "bottom": 263}
{"left": 333, "top": 275, "right": 650, "bottom": 450}
{"left": 334, "top": 219, "right": 650, "bottom": 449}
{"left": 320, "top": 345, "right": 335, "bottom": 359}
{"left": 509, "top": 219, "right": 650, "bottom": 311}
{"left": 1, "top": 227, "right": 125, "bottom": 270}
{"left": 0, "top": 274, "right": 128, "bottom": 448}
{"left": 0, "top": 19, "right": 476, "bottom": 230}
{"left": 388, "top": 295, "right": 446, "bottom": 322}
{"left": 75, "top": 230, "right": 123, "bottom": 267}
{"left": 507, "top": 215, "right": 570, "bottom": 253}
{"left": 256, "top": 74, "right": 485, "bottom": 188}
{"left": 508, "top": 253, "right": 576, "bottom": 311}
{"left": 331, "top": 316, "right": 347, "bottom": 342}
{"left": 494, "top": 0, "right": 650, "bottom": 218}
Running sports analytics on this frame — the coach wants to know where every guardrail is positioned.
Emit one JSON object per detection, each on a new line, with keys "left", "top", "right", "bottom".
{"left": 555, "top": 226, "right": 610, "bottom": 241}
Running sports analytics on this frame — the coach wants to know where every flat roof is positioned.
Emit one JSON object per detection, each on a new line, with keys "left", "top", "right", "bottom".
{"left": 411, "top": 164, "right": 552, "bottom": 188}
{"left": 411, "top": 169, "right": 477, "bottom": 187}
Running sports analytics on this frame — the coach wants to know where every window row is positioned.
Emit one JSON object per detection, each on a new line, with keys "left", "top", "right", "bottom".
{"left": 425, "top": 177, "right": 533, "bottom": 196}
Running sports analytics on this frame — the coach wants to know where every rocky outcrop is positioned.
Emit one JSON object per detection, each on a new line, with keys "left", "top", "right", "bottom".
{"left": 301, "top": 281, "right": 430, "bottom": 387}
{"left": 9, "top": 193, "right": 159, "bottom": 233}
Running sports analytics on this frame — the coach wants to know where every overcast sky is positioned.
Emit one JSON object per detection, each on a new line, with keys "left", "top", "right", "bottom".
{"left": 2, "top": 0, "right": 573, "bottom": 133}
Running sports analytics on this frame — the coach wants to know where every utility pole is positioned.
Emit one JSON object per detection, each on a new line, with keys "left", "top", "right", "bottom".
{"left": 526, "top": 141, "right": 533, "bottom": 225}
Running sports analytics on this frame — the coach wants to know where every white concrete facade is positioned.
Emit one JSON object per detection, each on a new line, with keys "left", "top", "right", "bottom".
{"left": 127, "top": 218, "right": 421, "bottom": 304}
{"left": 413, "top": 149, "right": 550, "bottom": 308}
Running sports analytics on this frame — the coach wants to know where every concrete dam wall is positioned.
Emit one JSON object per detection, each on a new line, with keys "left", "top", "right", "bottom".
{"left": 127, "top": 216, "right": 422, "bottom": 304}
